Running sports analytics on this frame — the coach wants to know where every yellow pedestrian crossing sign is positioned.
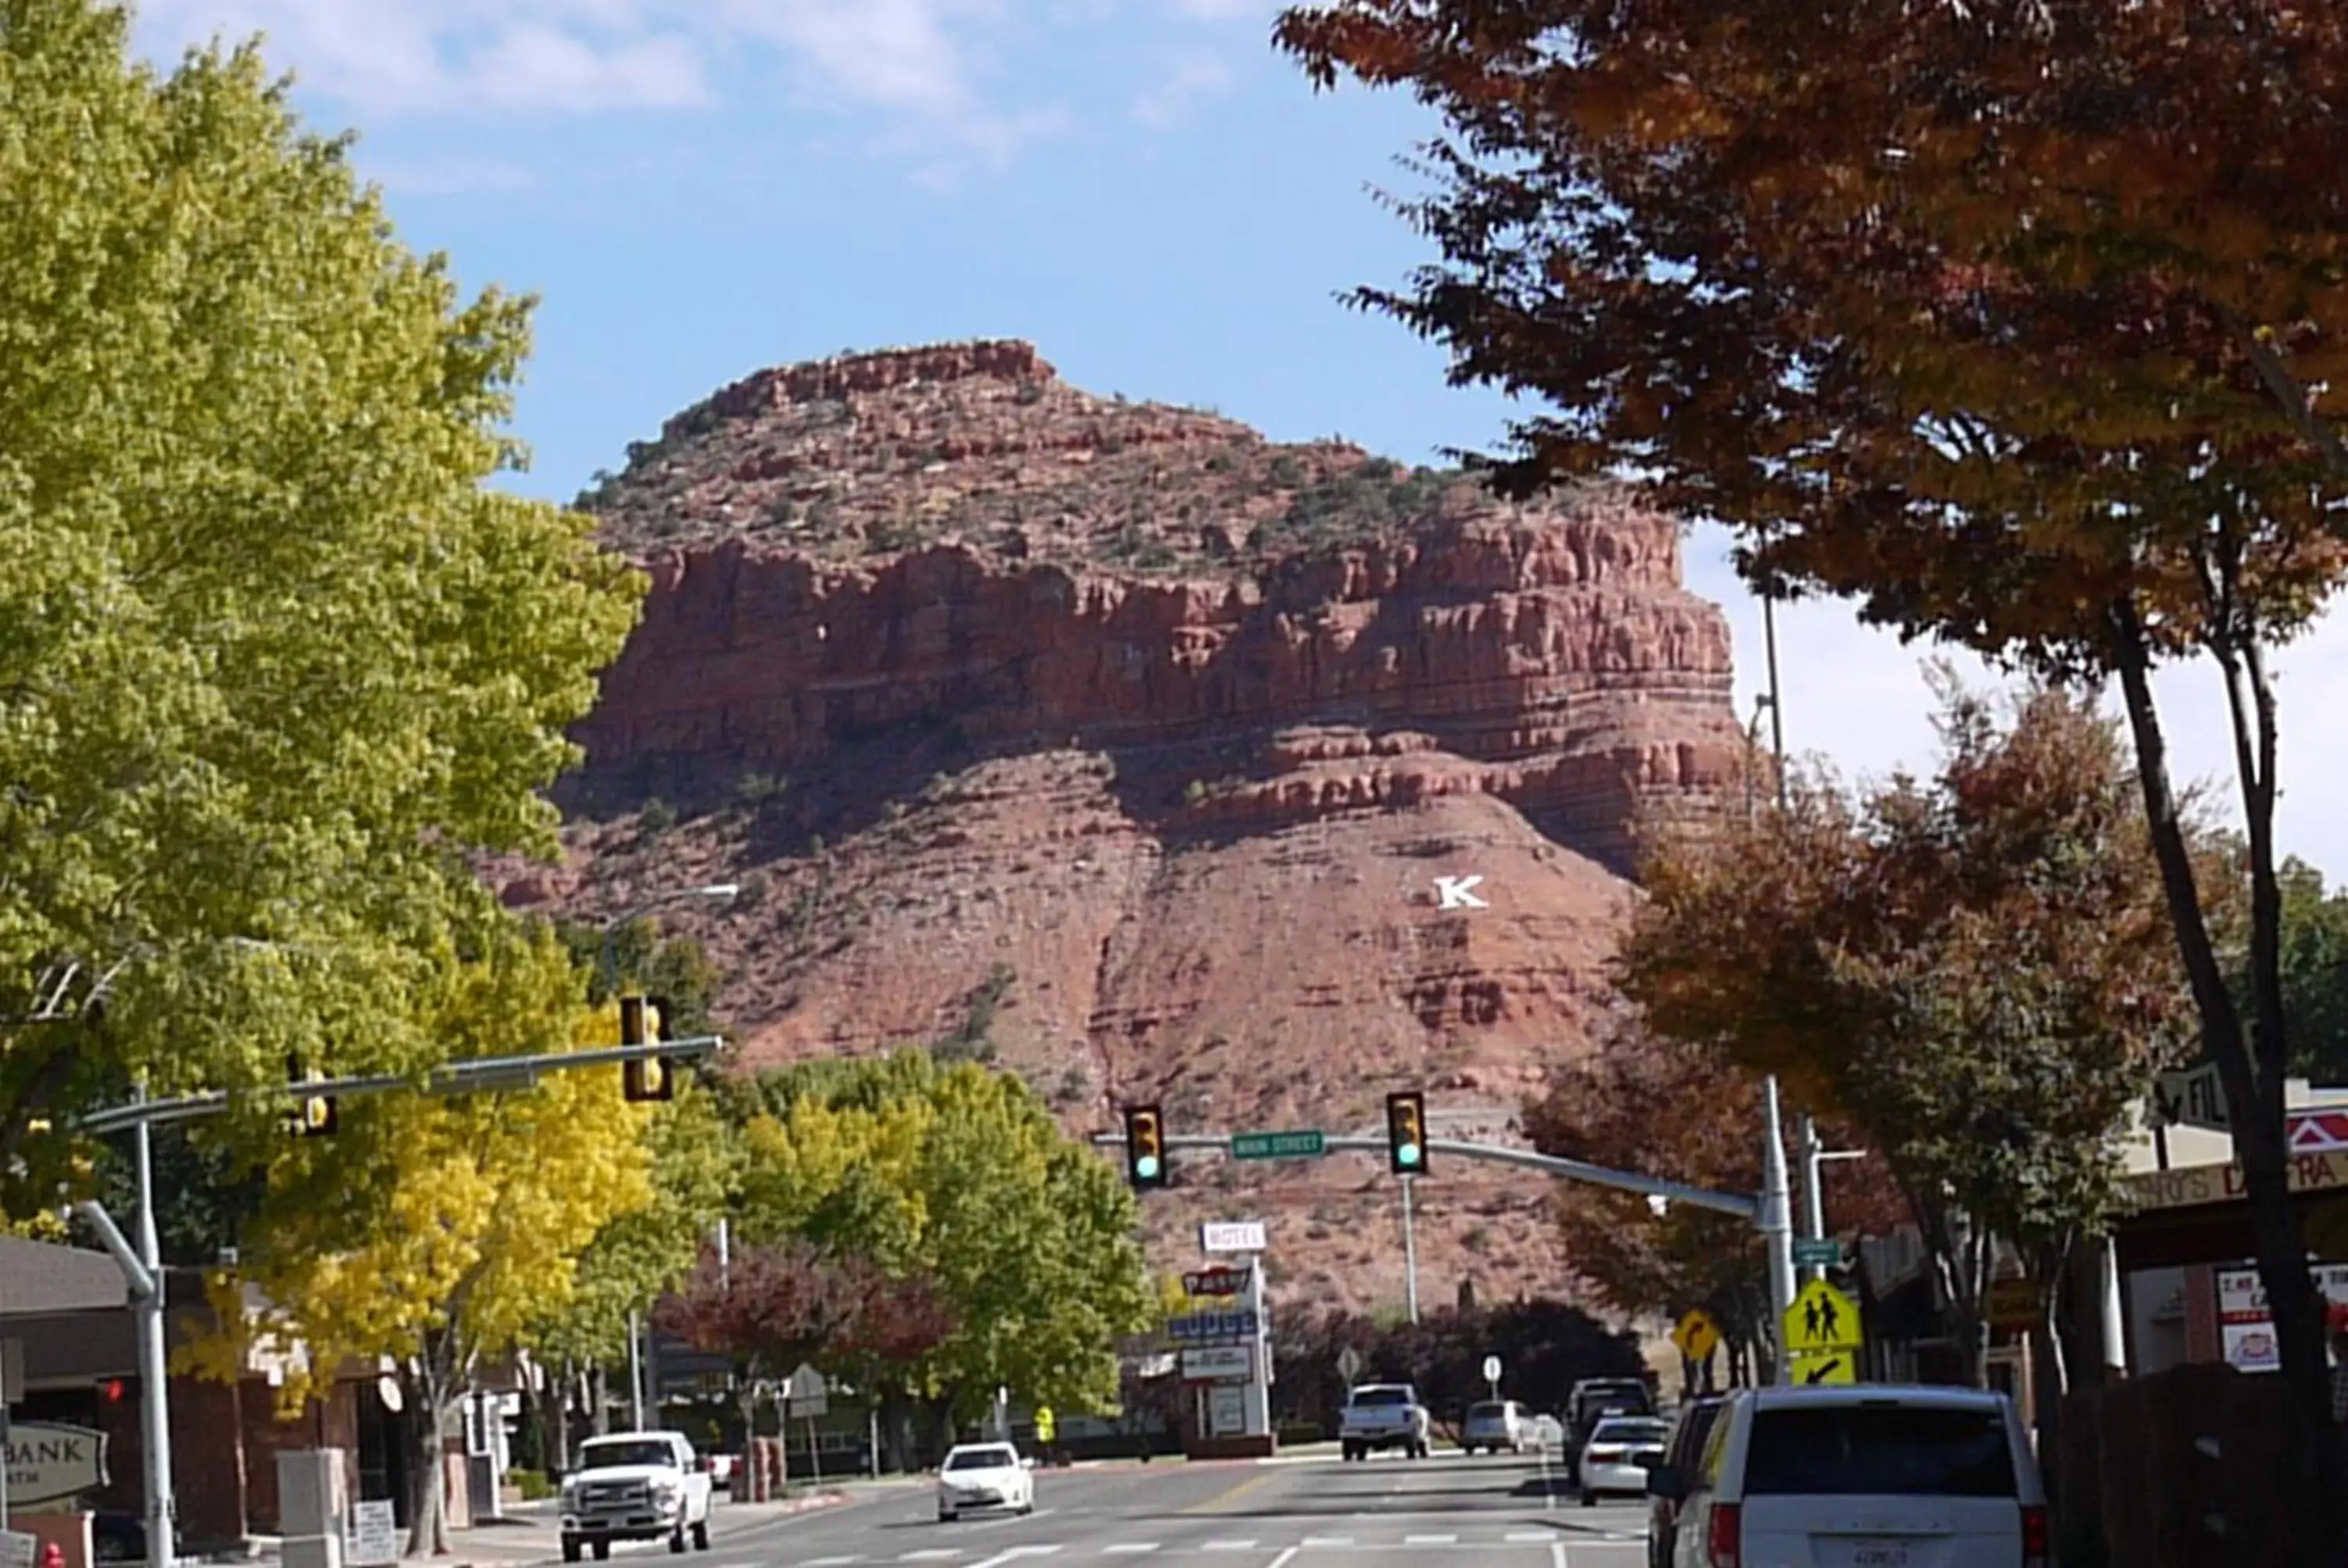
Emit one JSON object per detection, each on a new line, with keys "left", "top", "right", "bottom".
{"left": 1672, "top": 1308, "right": 1720, "bottom": 1362}
{"left": 1792, "top": 1348, "right": 1856, "bottom": 1384}
{"left": 1784, "top": 1278, "right": 1862, "bottom": 1354}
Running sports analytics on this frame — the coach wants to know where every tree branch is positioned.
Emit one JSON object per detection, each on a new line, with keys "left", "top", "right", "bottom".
{"left": 2245, "top": 330, "right": 2348, "bottom": 484}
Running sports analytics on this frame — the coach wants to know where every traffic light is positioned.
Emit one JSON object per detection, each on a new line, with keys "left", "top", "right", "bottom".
{"left": 286, "top": 1053, "right": 337, "bottom": 1138}
{"left": 620, "top": 994, "right": 675, "bottom": 1102}
{"left": 1385, "top": 1090, "right": 1428, "bottom": 1176}
{"left": 1123, "top": 1104, "right": 1167, "bottom": 1190}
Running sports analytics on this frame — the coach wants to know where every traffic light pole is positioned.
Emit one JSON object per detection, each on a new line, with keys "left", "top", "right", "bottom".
{"left": 1399, "top": 1174, "right": 1420, "bottom": 1325}
{"left": 66, "top": 1034, "right": 721, "bottom": 1549}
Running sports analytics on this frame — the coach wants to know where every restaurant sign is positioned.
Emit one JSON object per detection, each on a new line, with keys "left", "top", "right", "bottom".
{"left": 3, "top": 1422, "right": 109, "bottom": 1505}
{"left": 2122, "top": 1148, "right": 2346, "bottom": 1214}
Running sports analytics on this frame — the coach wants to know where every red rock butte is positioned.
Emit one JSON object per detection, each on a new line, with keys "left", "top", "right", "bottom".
{"left": 518, "top": 338, "right": 1749, "bottom": 1311}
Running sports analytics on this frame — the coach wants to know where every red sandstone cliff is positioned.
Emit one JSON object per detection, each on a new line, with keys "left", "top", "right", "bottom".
{"left": 517, "top": 339, "right": 1748, "bottom": 1312}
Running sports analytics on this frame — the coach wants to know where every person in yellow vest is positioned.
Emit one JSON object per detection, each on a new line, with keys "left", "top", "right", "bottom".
{"left": 1034, "top": 1406, "right": 1057, "bottom": 1467}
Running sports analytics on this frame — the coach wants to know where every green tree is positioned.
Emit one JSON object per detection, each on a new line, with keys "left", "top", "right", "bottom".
{"left": 734, "top": 1051, "right": 1153, "bottom": 1435}
{"left": 185, "top": 922, "right": 661, "bottom": 1556}
{"left": 0, "top": 0, "right": 639, "bottom": 1219}
{"left": 2260, "top": 860, "right": 2348, "bottom": 1083}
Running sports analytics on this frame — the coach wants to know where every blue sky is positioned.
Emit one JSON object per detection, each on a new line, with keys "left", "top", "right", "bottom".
{"left": 131, "top": 0, "right": 2348, "bottom": 879}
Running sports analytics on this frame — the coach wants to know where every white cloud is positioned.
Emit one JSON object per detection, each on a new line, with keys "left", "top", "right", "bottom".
{"left": 1691, "top": 523, "right": 2348, "bottom": 882}
{"left": 1131, "top": 50, "right": 1234, "bottom": 125}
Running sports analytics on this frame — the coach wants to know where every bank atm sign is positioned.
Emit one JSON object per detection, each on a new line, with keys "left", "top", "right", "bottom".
{"left": 3, "top": 1422, "right": 109, "bottom": 1505}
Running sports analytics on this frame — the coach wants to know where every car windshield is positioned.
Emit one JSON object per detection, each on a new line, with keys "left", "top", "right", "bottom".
{"left": 1590, "top": 1419, "right": 1669, "bottom": 1444}
{"left": 1744, "top": 1404, "right": 2017, "bottom": 1497}
{"left": 1467, "top": 1402, "right": 1508, "bottom": 1419}
{"left": 945, "top": 1448, "right": 1017, "bottom": 1472}
{"left": 1349, "top": 1387, "right": 1411, "bottom": 1406}
{"left": 579, "top": 1440, "right": 677, "bottom": 1470}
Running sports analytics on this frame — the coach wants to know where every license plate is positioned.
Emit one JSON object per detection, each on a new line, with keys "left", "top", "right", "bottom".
{"left": 1846, "top": 1544, "right": 1910, "bottom": 1568}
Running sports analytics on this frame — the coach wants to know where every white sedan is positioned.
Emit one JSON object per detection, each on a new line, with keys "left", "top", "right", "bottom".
{"left": 1577, "top": 1415, "right": 1672, "bottom": 1505}
{"left": 937, "top": 1442, "right": 1035, "bottom": 1523}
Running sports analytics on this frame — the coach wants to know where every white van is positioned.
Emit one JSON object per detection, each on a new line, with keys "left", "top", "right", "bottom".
{"left": 1648, "top": 1384, "right": 2050, "bottom": 1568}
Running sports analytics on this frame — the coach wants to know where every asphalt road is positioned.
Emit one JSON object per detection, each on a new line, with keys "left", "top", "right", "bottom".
{"left": 671, "top": 1453, "right": 1654, "bottom": 1568}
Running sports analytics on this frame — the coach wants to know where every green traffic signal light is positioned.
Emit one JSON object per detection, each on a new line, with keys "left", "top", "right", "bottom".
{"left": 1386, "top": 1090, "right": 1428, "bottom": 1176}
{"left": 1125, "top": 1105, "right": 1167, "bottom": 1190}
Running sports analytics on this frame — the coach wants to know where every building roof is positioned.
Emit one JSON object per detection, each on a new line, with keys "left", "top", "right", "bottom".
{"left": 0, "top": 1235, "right": 129, "bottom": 1316}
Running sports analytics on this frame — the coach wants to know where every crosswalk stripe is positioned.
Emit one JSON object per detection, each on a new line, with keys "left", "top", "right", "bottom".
{"left": 1101, "top": 1548, "right": 1159, "bottom": 1555}
{"left": 899, "top": 1553, "right": 962, "bottom": 1563}
{"left": 801, "top": 1559, "right": 862, "bottom": 1566}
{"left": 1300, "top": 1539, "right": 1355, "bottom": 1548}
{"left": 1201, "top": 1542, "right": 1258, "bottom": 1552}
{"left": 1404, "top": 1535, "right": 1457, "bottom": 1545}
{"left": 1507, "top": 1532, "right": 1553, "bottom": 1543}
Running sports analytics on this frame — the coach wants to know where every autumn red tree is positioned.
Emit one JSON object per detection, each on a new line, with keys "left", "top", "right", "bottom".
{"left": 1525, "top": 1029, "right": 1903, "bottom": 1385}
{"left": 1617, "top": 683, "right": 2199, "bottom": 1388}
{"left": 1276, "top": 4, "right": 2348, "bottom": 1543}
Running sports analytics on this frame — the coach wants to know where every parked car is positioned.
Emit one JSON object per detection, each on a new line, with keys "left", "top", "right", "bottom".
{"left": 1577, "top": 1414, "right": 1671, "bottom": 1504}
{"left": 1647, "top": 1394, "right": 1727, "bottom": 1568}
{"left": 559, "top": 1431, "right": 715, "bottom": 1562}
{"left": 1647, "top": 1385, "right": 2051, "bottom": 1568}
{"left": 703, "top": 1452, "right": 736, "bottom": 1493}
{"left": 1338, "top": 1383, "right": 1431, "bottom": 1461}
{"left": 1461, "top": 1398, "right": 1530, "bottom": 1455}
{"left": 1563, "top": 1377, "right": 1655, "bottom": 1477}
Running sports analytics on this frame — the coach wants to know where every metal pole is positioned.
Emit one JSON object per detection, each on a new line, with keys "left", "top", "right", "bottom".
{"left": 1759, "top": 1077, "right": 1796, "bottom": 1386}
{"left": 135, "top": 1101, "right": 178, "bottom": 1568}
{"left": 626, "top": 1311, "right": 646, "bottom": 1430}
{"left": 1798, "top": 1113, "right": 1827, "bottom": 1283}
{"left": 1399, "top": 1174, "right": 1421, "bottom": 1325}
{"left": 1244, "top": 1251, "right": 1272, "bottom": 1441}
{"left": 2098, "top": 1239, "right": 2128, "bottom": 1376}
{"left": 1763, "top": 591, "right": 1788, "bottom": 807}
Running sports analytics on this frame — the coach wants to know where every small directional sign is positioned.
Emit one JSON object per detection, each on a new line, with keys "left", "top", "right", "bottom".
{"left": 1792, "top": 1349, "right": 1856, "bottom": 1385}
{"left": 1784, "top": 1278, "right": 1863, "bottom": 1355}
{"left": 1672, "top": 1309, "right": 1720, "bottom": 1363}
{"left": 1792, "top": 1238, "right": 1843, "bottom": 1268}
{"left": 2153, "top": 1063, "right": 2228, "bottom": 1131}
{"left": 1231, "top": 1130, "right": 1326, "bottom": 1160}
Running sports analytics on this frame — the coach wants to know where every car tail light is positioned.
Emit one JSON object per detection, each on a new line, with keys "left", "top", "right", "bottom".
{"left": 1586, "top": 1447, "right": 1621, "bottom": 1462}
{"left": 2021, "top": 1504, "right": 2049, "bottom": 1568}
{"left": 1706, "top": 1502, "right": 1741, "bottom": 1568}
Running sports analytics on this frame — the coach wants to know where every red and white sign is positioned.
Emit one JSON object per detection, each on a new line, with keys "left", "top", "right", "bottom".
{"left": 1183, "top": 1264, "right": 1251, "bottom": 1297}
{"left": 2289, "top": 1109, "right": 2348, "bottom": 1155}
{"left": 2214, "top": 1261, "right": 2348, "bottom": 1372}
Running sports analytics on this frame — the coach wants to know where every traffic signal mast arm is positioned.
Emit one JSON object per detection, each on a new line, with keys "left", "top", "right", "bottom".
{"left": 73, "top": 1035, "right": 725, "bottom": 1137}
{"left": 1086, "top": 1130, "right": 1759, "bottom": 1217}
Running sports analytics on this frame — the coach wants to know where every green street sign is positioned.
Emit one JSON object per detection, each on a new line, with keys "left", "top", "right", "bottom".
{"left": 1231, "top": 1130, "right": 1326, "bottom": 1160}
{"left": 1792, "top": 1239, "right": 1843, "bottom": 1268}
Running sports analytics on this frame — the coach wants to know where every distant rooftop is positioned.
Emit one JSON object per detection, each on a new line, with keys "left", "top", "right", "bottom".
{"left": 0, "top": 1235, "right": 127, "bottom": 1316}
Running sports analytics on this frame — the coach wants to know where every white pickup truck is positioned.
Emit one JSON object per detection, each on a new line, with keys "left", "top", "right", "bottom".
{"left": 1338, "top": 1382, "right": 1431, "bottom": 1461}
{"left": 560, "top": 1431, "right": 715, "bottom": 1561}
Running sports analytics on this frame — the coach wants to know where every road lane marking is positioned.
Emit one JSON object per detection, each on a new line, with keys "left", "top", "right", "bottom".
{"left": 964, "top": 1548, "right": 1061, "bottom": 1568}
{"left": 1182, "top": 1471, "right": 1280, "bottom": 1515}
{"left": 1101, "top": 1547, "right": 1158, "bottom": 1555}
{"left": 899, "top": 1552, "right": 962, "bottom": 1562}
{"left": 1507, "top": 1532, "right": 1552, "bottom": 1542}
{"left": 1551, "top": 1543, "right": 1568, "bottom": 1568}
{"left": 1299, "top": 1539, "right": 1353, "bottom": 1548}
{"left": 1403, "top": 1536, "right": 1457, "bottom": 1545}
{"left": 1265, "top": 1552, "right": 1298, "bottom": 1568}
{"left": 1200, "top": 1541, "right": 1258, "bottom": 1552}
{"left": 801, "top": 1559, "right": 861, "bottom": 1566}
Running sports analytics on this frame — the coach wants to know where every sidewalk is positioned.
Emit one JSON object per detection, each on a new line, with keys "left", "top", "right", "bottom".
{"left": 243, "top": 1490, "right": 873, "bottom": 1568}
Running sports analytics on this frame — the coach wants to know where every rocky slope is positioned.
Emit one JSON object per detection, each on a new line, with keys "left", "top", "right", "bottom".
{"left": 509, "top": 340, "right": 1748, "bottom": 1314}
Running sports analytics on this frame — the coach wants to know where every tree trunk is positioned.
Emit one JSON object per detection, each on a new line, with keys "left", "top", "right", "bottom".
{"left": 589, "top": 1363, "right": 610, "bottom": 1437}
{"left": 549, "top": 1361, "right": 571, "bottom": 1481}
{"left": 2108, "top": 600, "right": 2335, "bottom": 1565}
{"left": 401, "top": 1357, "right": 453, "bottom": 1559}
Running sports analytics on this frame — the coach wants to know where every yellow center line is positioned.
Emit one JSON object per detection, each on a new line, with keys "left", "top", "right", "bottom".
{"left": 1179, "top": 1467, "right": 1281, "bottom": 1515}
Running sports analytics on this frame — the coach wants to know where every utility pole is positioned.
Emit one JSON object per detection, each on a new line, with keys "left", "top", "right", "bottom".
{"left": 1399, "top": 1174, "right": 1421, "bottom": 1325}
{"left": 626, "top": 1311, "right": 646, "bottom": 1431}
{"left": 1798, "top": 1113, "right": 1828, "bottom": 1283}
{"left": 1759, "top": 1077, "right": 1796, "bottom": 1385}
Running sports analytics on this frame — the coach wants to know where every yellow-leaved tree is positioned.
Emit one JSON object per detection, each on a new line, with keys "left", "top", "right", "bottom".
{"left": 185, "top": 921, "right": 659, "bottom": 1555}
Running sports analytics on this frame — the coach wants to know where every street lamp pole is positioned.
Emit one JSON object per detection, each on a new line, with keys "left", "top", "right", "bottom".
{"left": 132, "top": 1091, "right": 176, "bottom": 1568}
{"left": 596, "top": 883, "right": 736, "bottom": 1437}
